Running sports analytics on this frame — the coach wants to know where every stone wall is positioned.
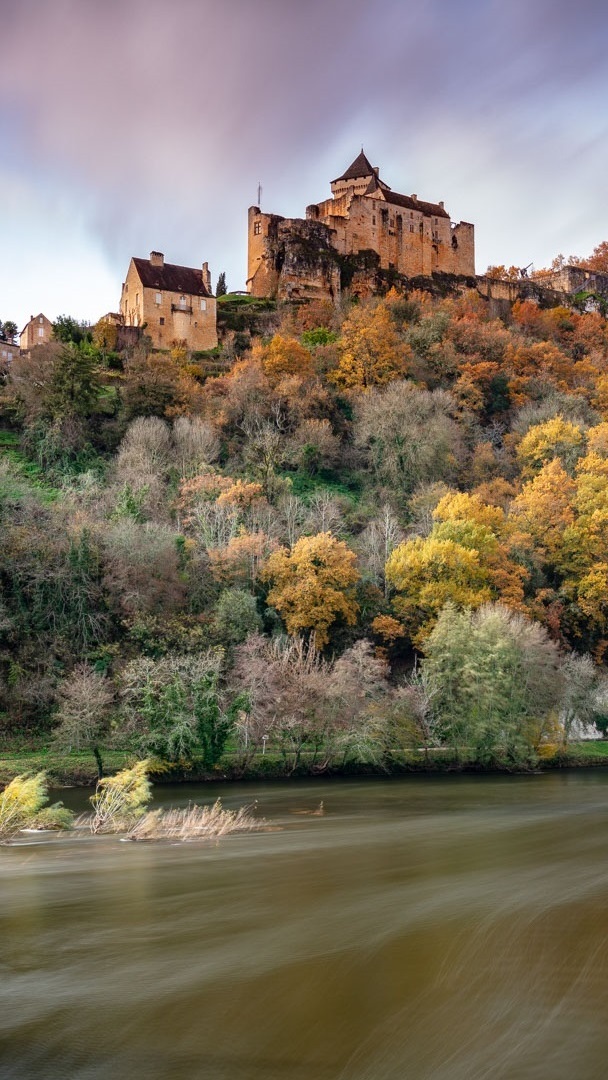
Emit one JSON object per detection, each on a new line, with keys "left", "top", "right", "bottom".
{"left": 532, "top": 266, "right": 608, "bottom": 297}
{"left": 249, "top": 189, "right": 475, "bottom": 301}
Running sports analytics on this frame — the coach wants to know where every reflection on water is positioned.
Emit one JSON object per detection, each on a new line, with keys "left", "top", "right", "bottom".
{"left": 1, "top": 773, "right": 608, "bottom": 1079}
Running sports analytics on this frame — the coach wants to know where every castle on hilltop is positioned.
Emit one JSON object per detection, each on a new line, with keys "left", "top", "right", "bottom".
{"left": 247, "top": 151, "right": 475, "bottom": 301}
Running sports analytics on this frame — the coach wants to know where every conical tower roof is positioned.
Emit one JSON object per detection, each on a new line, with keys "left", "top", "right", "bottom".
{"left": 332, "top": 150, "right": 375, "bottom": 184}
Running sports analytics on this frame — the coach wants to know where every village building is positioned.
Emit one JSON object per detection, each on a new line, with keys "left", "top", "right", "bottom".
{"left": 247, "top": 151, "right": 475, "bottom": 300}
{"left": 19, "top": 313, "right": 53, "bottom": 351}
{"left": 119, "top": 252, "right": 218, "bottom": 351}
{"left": 0, "top": 341, "right": 19, "bottom": 368}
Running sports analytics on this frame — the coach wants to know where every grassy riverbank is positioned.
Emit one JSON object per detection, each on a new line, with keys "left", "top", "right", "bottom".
{"left": 2, "top": 738, "right": 608, "bottom": 787}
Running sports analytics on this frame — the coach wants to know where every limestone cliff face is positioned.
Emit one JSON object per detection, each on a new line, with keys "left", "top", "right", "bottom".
{"left": 247, "top": 210, "right": 340, "bottom": 300}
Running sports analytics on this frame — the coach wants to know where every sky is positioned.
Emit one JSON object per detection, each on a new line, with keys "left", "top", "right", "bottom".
{"left": 1, "top": 0, "right": 608, "bottom": 333}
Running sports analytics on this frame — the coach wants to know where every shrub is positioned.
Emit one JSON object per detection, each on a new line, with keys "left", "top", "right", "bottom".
{"left": 89, "top": 759, "right": 152, "bottom": 833}
{"left": 0, "top": 772, "right": 72, "bottom": 837}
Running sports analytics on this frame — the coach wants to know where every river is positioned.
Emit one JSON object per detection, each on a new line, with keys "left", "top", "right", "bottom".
{"left": 1, "top": 772, "right": 608, "bottom": 1079}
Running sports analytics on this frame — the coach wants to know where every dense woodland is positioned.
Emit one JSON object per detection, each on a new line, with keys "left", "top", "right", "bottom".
{"left": 2, "top": 282, "right": 608, "bottom": 773}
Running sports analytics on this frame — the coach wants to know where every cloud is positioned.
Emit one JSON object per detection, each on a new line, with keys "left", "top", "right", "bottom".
{"left": 1, "top": 0, "right": 608, "bottom": 325}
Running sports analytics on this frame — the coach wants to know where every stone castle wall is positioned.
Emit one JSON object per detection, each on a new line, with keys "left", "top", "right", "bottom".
{"left": 247, "top": 161, "right": 475, "bottom": 302}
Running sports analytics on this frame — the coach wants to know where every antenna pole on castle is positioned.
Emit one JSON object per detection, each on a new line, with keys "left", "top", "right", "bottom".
{"left": 257, "top": 182, "right": 262, "bottom": 207}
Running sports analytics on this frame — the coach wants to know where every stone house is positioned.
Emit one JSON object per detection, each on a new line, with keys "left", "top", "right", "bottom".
{"left": 19, "top": 313, "right": 54, "bottom": 351}
{"left": 119, "top": 252, "right": 217, "bottom": 351}
{"left": 0, "top": 341, "right": 19, "bottom": 368}
{"left": 247, "top": 151, "right": 475, "bottom": 299}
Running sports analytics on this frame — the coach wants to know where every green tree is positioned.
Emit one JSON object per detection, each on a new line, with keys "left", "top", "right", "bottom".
{"left": 213, "top": 589, "right": 262, "bottom": 646}
{"left": 48, "top": 344, "right": 102, "bottom": 418}
{"left": 423, "top": 603, "right": 563, "bottom": 765}
{"left": 215, "top": 271, "right": 227, "bottom": 297}
{"left": 122, "top": 652, "right": 246, "bottom": 766}
{"left": 0, "top": 320, "right": 17, "bottom": 344}
{"left": 53, "top": 315, "right": 92, "bottom": 346}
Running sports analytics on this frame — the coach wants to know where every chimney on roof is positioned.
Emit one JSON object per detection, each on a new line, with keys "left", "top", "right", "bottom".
{"left": 373, "top": 167, "right": 379, "bottom": 176}
{"left": 202, "top": 261, "right": 212, "bottom": 293}
{"left": 150, "top": 251, "right": 164, "bottom": 267}
{"left": 438, "top": 201, "right": 444, "bottom": 209}
{"left": 411, "top": 194, "right": 418, "bottom": 201}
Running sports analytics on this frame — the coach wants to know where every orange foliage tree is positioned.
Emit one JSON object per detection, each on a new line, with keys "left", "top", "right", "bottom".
{"left": 257, "top": 334, "right": 315, "bottom": 385}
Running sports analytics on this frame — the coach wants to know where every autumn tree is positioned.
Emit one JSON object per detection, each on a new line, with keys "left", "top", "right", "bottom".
{"left": 568, "top": 240, "right": 608, "bottom": 274}
{"left": 230, "top": 635, "right": 388, "bottom": 772}
{"left": 509, "top": 459, "right": 575, "bottom": 564}
{"left": 263, "top": 532, "right": 360, "bottom": 648}
{"left": 386, "top": 490, "right": 527, "bottom": 644}
{"left": 516, "top": 416, "right": 586, "bottom": 477}
{"left": 258, "top": 334, "right": 315, "bottom": 384}
{"left": 331, "top": 300, "right": 411, "bottom": 389}
{"left": 386, "top": 534, "right": 493, "bottom": 645}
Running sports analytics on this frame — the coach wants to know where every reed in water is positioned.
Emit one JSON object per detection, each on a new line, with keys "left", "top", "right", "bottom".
{"left": 125, "top": 798, "right": 263, "bottom": 841}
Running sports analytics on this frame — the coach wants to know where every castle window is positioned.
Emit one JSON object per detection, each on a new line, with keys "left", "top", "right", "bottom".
{"left": 39, "top": 316, "right": 43, "bottom": 323}
{"left": 396, "top": 215, "right": 402, "bottom": 230}
{"left": 38, "top": 327, "right": 44, "bottom": 338}
{"left": 200, "top": 298, "right": 207, "bottom": 311}
{"left": 155, "top": 292, "right": 162, "bottom": 305}
{"left": 381, "top": 209, "right": 389, "bottom": 227}
{"left": 409, "top": 224, "right": 414, "bottom": 233}
{"left": 159, "top": 317, "right": 165, "bottom": 325}
{"left": 179, "top": 295, "right": 187, "bottom": 309}
{"left": 254, "top": 221, "right": 261, "bottom": 235}
{"left": 452, "top": 235, "right": 458, "bottom": 249}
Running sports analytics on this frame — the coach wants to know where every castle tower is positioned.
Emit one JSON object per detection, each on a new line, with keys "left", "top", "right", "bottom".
{"left": 247, "top": 206, "right": 281, "bottom": 296}
{"left": 330, "top": 150, "right": 381, "bottom": 198}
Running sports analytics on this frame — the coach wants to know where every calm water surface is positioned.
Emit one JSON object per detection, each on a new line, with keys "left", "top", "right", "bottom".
{"left": 1, "top": 772, "right": 608, "bottom": 1079}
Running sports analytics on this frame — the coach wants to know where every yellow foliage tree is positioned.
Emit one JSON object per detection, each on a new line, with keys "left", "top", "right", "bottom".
{"left": 516, "top": 415, "right": 586, "bottom": 477}
{"left": 331, "top": 301, "right": 411, "bottom": 389}
{"left": 433, "top": 490, "right": 506, "bottom": 534}
{"left": 509, "top": 459, "right": 575, "bottom": 563}
{"left": 263, "top": 532, "right": 360, "bottom": 648}
{"left": 386, "top": 536, "right": 493, "bottom": 645}
{"left": 387, "top": 484, "right": 530, "bottom": 644}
